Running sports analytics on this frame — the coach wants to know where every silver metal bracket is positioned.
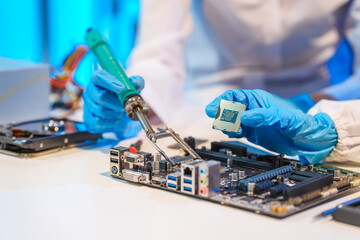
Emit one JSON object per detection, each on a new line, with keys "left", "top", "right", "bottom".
{"left": 145, "top": 127, "right": 200, "bottom": 166}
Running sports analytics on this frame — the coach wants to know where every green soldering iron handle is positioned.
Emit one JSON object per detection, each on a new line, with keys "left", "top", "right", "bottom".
{"left": 85, "top": 28, "right": 139, "bottom": 105}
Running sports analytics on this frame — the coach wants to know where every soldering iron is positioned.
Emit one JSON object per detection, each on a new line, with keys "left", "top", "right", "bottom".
{"left": 85, "top": 29, "right": 157, "bottom": 142}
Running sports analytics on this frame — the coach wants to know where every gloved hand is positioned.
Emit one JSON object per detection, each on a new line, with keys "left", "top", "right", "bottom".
{"left": 288, "top": 93, "right": 316, "bottom": 112}
{"left": 83, "top": 69, "right": 144, "bottom": 139}
{"left": 258, "top": 92, "right": 315, "bottom": 113}
{"left": 206, "top": 89, "right": 338, "bottom": 164}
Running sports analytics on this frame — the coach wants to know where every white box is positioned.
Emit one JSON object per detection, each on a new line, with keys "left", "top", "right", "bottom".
{"left": 0, "top": 57, "right": 49, "bottom": 124}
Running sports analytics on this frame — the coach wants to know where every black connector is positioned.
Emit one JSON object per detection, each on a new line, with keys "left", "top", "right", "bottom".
{"left": 110, "top": 150, "right": 119, "bottom": 157}
{"left": 210, "top": 141, "right": 247, "bottom": 157}
{"left": 283, "top": 173, "right": 333, "bottom": 200}
{"left": 183, "top": 167, "right": 192, "bottom": 177}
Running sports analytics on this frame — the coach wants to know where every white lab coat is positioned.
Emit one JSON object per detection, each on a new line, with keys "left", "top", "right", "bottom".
{"left": 309, "top": 100, "right": 360, "bottom": 163}
{"left": 127, "top": 0, "right": 360, "bottom": 163}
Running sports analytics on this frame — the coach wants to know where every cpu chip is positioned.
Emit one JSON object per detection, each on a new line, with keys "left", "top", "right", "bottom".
{"left": 220, "top": 109, "right": 238, "bottom": 123}
{"left": 212, "top": 99, "right": 247, "bottom": 133}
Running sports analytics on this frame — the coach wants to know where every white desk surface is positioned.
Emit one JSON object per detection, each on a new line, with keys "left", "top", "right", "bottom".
{"left": 0, "top": 122, "right": 359, "bottom": 240}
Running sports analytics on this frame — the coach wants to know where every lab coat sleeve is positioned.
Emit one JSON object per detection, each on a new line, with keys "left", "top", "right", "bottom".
{"left": 322, "top": 0, "right": 360, "bottom": 100}
{"left": 126, "top": 0, "right": 193, "bottom": 123}
{"left": 308, "top": 100, "right": 360, "bottom": 163}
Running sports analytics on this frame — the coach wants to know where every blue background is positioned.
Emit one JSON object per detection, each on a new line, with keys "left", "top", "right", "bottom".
{"left": 0, "top": 0, "right": 139, "bottom": 86}
{"left": 0, "top": 0, "right": 353, "bottom": 86}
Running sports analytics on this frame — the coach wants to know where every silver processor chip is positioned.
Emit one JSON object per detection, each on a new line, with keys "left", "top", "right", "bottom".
{"left": 212, "top": 99, "right": 247, "bottom": 132}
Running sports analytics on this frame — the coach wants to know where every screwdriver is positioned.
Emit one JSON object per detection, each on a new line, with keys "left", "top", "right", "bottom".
{"left": 85, "top": 29, "right": 157, "bottom": 142}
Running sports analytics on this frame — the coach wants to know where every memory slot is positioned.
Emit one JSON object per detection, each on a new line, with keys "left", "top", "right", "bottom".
{"left": 293, "top": 171, "right": 327, "bottom": 178}
{"left": 195, "top": 149, "right": 273, "bottom": 170}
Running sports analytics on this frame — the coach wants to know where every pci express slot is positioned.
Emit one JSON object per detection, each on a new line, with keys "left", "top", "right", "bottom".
{"left": 283, "top": 173, "right": 333, "bottom": 200}
{"left": 293, "top": 171, "right": 326, "bottom": 178}
{"left": 254, "top": 180, "right": 275, "bottom": 194}
{"left": 239, "top": 166, "right": 293, "bottom": 191}
{"left": 195, "top": 149, "right": 273, "bottom": 170}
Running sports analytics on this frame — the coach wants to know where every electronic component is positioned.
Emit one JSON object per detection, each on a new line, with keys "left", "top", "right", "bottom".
{"left": 0, "top": 118, "right": 101, "bottom": 157}
{"left": 151, "top": 176, "right": 167, "bottom": 186}
{"left": 211, "top": 141, "right": 247, "bottom": 157}
{"left": 239, "top": 165, "right": 293, "bottom": 191}
{"left": 167, "top": 172, "right": 181, "bottom": 190}
{"left": 110, "top": 147, "right": 153, "bottom": 179}
{"left": 43, "top": 120, "right": 65, "bottom": 132}
{"left": 247, "top": 182, "right": 256, "bottom": 196}
{"left": 152, "top": 153, "right": 161, "bottom": 174}
{"left": 239, "top": 170, "right": 246, "bottom": 179}
{"left": 171, "top": 156, "right": 194, "bottom": 165}
{"left": 159, "top": 160, "right": 172, "bottom": 172}
{"left": 198, "top": 160, "right": 220, "bottom": 197}
{"left": 110, "top": 146, "right": 129, "bottom": 177}
{"left": 124, "top": 151, "right": 151, "bottom": 166}
{"left": 333, "top": 169, "right": 341, "bottom": 179}
{"left": 109, "top": 138, "right": 360, "bottom": 218}
{"left": 230, "top": 172, "right": 239, "bottom": 187}
{"left": 212, "top": 100, "right": 246, "bottom": 133}
{"left": 283, "top": 172, "right": 333, "bottom": 200}
{"left": 181, "top": 161, "right": 203, "bottom": 195}
{"left": 122, "top": 169, "right": 150, "bottom": 184}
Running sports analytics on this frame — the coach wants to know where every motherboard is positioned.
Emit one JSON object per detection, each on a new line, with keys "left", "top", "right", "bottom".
{"left": 109, "top": 131, "right": 360, "bottom": 218}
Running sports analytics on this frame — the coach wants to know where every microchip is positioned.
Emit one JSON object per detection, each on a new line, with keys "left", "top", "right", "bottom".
{"left": 238, "top": 196, "right": 256, "bottom": 204}
{"left": 220, "top": 109, "right": 238, "bottom": 123}
{"left": 212, "top": 99, "right": 246, "bottom": 133}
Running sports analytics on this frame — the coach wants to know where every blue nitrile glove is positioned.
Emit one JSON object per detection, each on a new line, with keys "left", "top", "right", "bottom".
{"left": 243, "top": 92, "right": 315, "bottom": 113}
{"left": 288, "top": 93, "right": 316, "bottom": 113}
{"left": 206, "top": 89, "right": 338, "bottom": 164}
{"left": 83, "top": 69, "right": 144, "bottom": 139}
{"left": 258, "top": 92, "right": 315, "bottom": 113}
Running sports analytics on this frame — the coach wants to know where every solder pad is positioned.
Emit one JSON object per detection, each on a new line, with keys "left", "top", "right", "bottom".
{"left": 213, "top": 100, "right": 247, "bottom": 132}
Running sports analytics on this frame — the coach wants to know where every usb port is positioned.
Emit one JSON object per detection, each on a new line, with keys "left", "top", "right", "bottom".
{"left": 183, "top": 179, "right": 192, "bottom": 184}
{"left": 110, "top": 158, "right": 118, "bottom": 163}
{"left": 168, "top": 183, "right": 176, "bottom": 188}
{"left": 110, "top": 151, "right": 119, "bottom": 157}
{"left": 168, "top": 175, "right": 177, "bottom": 181}
{"left": 151, "top": 180, "right": 161, "bottom": 185}
{"left": 183, "top": 186, "right": 192, "bottom": 192}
